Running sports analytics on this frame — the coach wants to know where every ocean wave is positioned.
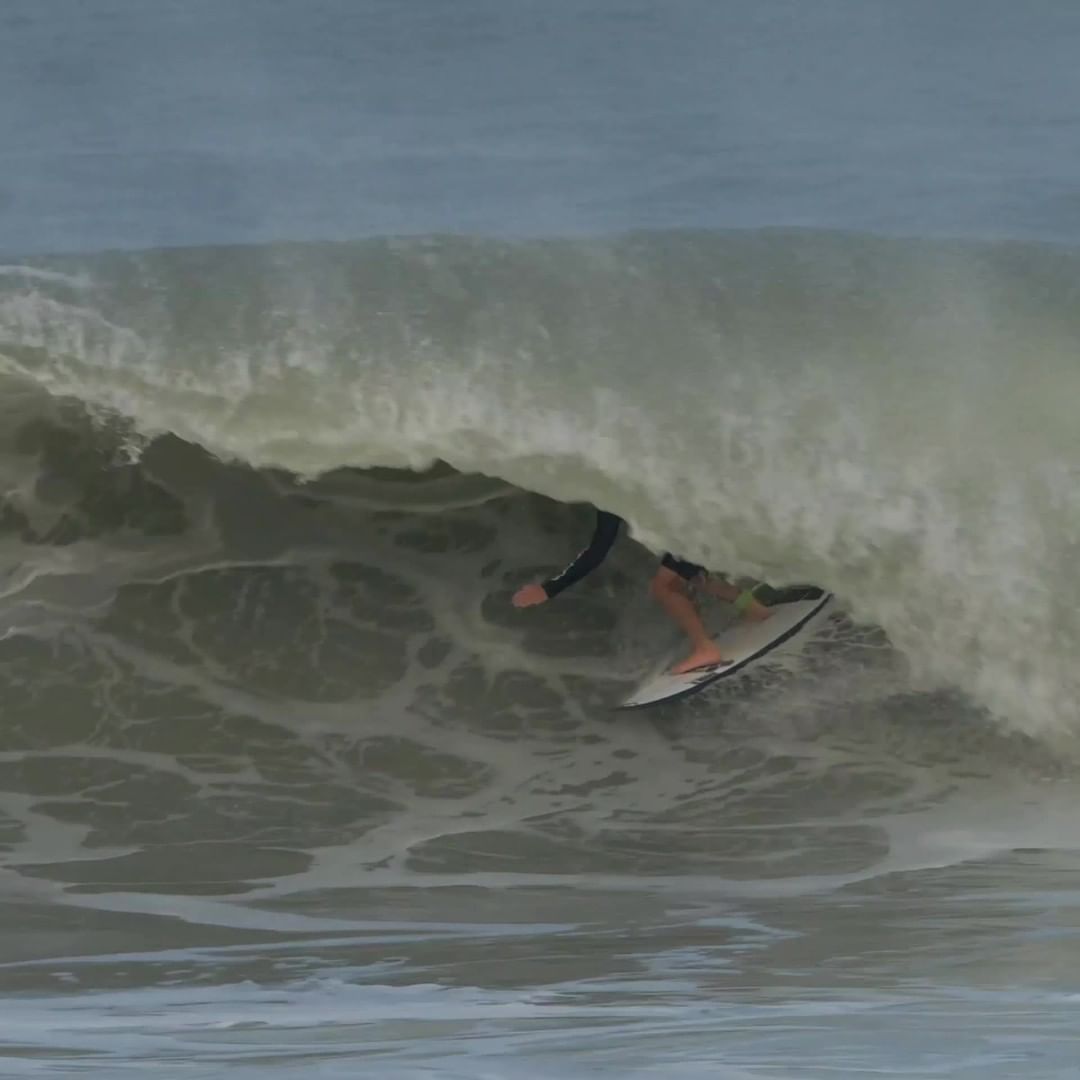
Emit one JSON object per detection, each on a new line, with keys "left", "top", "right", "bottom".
{"left": 1, "top": 229, "right": 1080, "bottom": 733}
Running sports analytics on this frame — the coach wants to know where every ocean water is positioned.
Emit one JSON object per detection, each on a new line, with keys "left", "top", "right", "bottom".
{"left": 3, "top": 2, "right": 1080, "bottom": 1077}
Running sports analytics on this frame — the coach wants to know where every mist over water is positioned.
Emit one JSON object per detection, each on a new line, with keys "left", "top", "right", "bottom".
{"left": 4, "top": 1, "right": 1080, "bottom": 1076}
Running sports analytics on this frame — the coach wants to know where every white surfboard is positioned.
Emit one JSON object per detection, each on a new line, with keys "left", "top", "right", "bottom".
{"left": 618, "top": 586, "right": 833, "bottom": 710}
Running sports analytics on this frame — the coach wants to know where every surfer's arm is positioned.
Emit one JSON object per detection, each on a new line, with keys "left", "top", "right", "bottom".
{"left": 512, "top": 511, "right": 622, "bottom": 607}
{"left": 542, "top": 510, "right": 622, "bottom": 597}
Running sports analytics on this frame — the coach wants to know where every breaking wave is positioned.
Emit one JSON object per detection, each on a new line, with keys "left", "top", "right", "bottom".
{"left": 2, "top": 229, "right": 1080, "bottom": 733}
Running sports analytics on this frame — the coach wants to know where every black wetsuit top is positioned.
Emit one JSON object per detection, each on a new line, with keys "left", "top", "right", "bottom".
{"left": 540, "top": 511, "right": 705, "bottom": 599}
{"left": 541, "top": 511, "right": 623, "bottom": 598}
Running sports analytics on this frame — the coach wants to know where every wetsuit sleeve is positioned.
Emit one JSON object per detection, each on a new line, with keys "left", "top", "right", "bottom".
{"left": 542, "top": 511, "right": 623, "bottom": 599}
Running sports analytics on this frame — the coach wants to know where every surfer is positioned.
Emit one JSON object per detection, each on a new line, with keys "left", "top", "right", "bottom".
{"left": 512, "top": 509, "right": 770, "bottom": 673}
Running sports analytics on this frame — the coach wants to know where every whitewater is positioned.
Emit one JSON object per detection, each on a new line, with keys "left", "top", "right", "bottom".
{"left": 4, "top": 1, "right": 1080, "bottom": 1077}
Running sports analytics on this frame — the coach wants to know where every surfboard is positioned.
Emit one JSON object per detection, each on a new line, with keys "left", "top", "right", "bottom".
{"left": 618, "top": 585, "right": 833, "bottom": 710}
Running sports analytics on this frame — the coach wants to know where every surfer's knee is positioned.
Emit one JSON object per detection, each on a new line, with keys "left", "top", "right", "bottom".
{"left": 649, "top": 566, "right": 684, "bottom": 601}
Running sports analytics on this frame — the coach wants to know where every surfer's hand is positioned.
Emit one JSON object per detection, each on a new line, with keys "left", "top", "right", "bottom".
{"left": 513, "top": 583, "right": 549, "bottom": 608}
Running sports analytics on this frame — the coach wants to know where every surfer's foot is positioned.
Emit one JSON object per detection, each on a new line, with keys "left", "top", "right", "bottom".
{"left": 671, "top": 643, "right": 730, "bottom": 675}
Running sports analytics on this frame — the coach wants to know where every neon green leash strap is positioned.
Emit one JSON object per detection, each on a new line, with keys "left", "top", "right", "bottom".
{"left": 733, "top": 588, "right": 757, "bottom": 615}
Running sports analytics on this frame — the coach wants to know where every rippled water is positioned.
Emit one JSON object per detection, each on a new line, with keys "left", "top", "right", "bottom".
{"left": 4, "top": 1, "right": 1080, "bottom": 1076}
